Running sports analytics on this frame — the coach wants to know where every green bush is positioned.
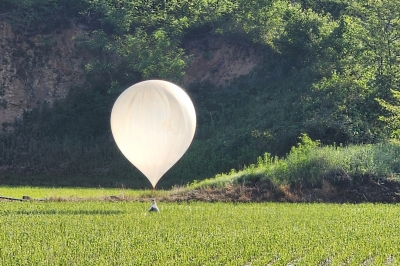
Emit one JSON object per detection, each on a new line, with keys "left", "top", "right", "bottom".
{"left": 190, "top": 135, "right": 400, "bottom": 189}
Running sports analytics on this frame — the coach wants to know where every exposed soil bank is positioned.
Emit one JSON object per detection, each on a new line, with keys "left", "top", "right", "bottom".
{"left": 164, "top": 178, "right": 400, "bottom": 204}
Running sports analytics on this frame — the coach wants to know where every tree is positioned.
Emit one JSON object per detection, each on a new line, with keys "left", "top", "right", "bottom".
{"left": 376, "top": 89, "right": 400, "bottom": 138}
{"left": 347, "top": 0, "right": 400, "bottom": 99}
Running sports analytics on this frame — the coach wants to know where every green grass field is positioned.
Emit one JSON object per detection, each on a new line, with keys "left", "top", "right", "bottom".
{"left": 0, "top": 196, "right": 399, "bottom": 265}
{"left": 0, "top": 186, "right": 159, "bottom": 200}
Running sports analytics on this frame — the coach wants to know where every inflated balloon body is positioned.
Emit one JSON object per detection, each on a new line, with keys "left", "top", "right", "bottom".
{"left": 110, "top": 80, "right": 196, "bottom": 188}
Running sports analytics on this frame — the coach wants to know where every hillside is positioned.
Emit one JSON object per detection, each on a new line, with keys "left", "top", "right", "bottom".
{"left": 0, "top": 25, "right": 260, "bottom": 128}
{"left": 0, "top": 0, "right": 399, "bottom": 189}
{"left": 0, "top": 21, "right": 87, "bottom": 127}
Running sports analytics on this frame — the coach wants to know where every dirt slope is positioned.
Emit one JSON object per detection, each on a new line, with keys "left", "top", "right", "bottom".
{"left": 182, "top": 35, "right": 261, "bottom": 87}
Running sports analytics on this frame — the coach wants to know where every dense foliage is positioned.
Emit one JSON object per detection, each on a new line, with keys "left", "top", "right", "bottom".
{"left": 192, "top": 135, "right": 400, "bottom": 189}
{"left": 1, "top": 201, "right": 400, "bottom": 264}
{"left": 1, "top": 0, "right": 400, "bottom": 188}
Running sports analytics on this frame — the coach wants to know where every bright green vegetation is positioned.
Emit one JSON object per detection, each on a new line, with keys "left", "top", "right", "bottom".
{"left": 191, "top": 135, "right": 400, "bottom": 189}
{"left": 0, "top": 201, "right": 399, "bottom": 265}
{"left": 1, "top": 0, "right": 400, "bottom": 188}
{"left": 0, "top": 186, "right": 165, "bottom": 200}
{"left": 377, "top": 89, "right": 400, "bottom": 139}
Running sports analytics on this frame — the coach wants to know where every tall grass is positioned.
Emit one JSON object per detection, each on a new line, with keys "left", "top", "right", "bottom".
{"left": 190, "top": 135, "right": 400, "bottom": 189}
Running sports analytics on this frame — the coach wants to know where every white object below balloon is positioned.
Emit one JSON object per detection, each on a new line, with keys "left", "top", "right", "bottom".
{"left": 110, "top": 80, "right": 196, "bottom": 188}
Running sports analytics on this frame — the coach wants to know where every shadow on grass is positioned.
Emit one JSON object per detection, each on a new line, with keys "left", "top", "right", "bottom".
{"left": 6, "top": 209, "right": 125, "bottom": 215}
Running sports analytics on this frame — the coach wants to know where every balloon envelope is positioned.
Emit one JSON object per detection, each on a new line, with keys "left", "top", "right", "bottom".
{"left": 110, "top": 80, "right": 196, "bottom": 188}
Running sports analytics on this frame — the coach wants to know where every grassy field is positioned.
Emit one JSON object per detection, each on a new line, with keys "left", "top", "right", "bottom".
{"left": 0, "top": 186, "right": 162, "bottom": 200}
{"left": 0, "top": 197, "right": 399, "bottom": 265}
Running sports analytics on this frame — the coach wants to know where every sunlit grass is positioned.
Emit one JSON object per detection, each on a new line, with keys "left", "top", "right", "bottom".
{"left": 0, "top": 186, "right": 173, "bottom": 200}
{"left": 0, "top": 201, "right": 399, "bottom": 265}
{"left": 189, "top": 137, "right": 400, "bottom": 189}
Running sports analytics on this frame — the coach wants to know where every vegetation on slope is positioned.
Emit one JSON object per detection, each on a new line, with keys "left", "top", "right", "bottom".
{"left": 192, "top": 135, "right": 400, "bottom": 187}
{"left": 184, "top": 135, "right": 400, "bottom": 203}
{"left": 1, "top": 0, "right": 400, "bottom": 188}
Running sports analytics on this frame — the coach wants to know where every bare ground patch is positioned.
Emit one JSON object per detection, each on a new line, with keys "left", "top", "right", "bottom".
{"left": 182, "top": 35, "right": 262, "bottom": 87}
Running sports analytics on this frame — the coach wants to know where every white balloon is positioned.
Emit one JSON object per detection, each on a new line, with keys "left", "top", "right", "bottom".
{"left": 110, "top": 80, "right": 196, "bottom": 188}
